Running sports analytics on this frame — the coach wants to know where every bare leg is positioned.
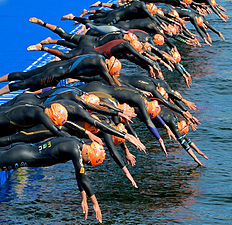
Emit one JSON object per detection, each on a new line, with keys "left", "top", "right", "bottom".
{"left": 80, "top": 9, "right": 88, "bottom": 17}
{"left": 90, "top": 1, "right": 101, "bottom": 8}
{"left": 0, "top": 85, "right": 10, "bottom": 95}
{"left": 0, "top": 74, "right": 9, "bottom": 82}
{"left": 187, "top": 148, "right": 203, "bottom": 166}
{"left": 29, "top": 17, "right": 57, "bottom": 31}
{"left": 76, "top": 25, "right": 87, "bottom": 35}
{"left": 61, "top": 13, "right": 75, "bottom": 21}
{"left": 27, "top": 43, "right": 43, "bottom": 51}
{"left": 190, "top": 142, "right": 209, "bottom": 160}
{"left": 40, "top": 37, "right": 57, "bottom": 45}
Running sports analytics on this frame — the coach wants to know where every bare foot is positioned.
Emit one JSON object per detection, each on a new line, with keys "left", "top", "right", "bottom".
{"left": 61, "top": 13, "right": 74, "bottom": 21}
{"left": 73, "top": 21, "right": 79, "bottom": 26}
{"left": 29, "top": 17, "right": 44, "bottom": 26}
{"left": 90, "top": 1, "right": 101, "bottom": 8}
{"left": 27, "top": 43, "right": 42, "bottom": 51}
{"left": 76, "top": 25, "right": 87, "bottom": 34}
{"left": 80, "top": 9, "right": 88, "bottom": 17}
{"left": 40, "top": 37, "right": 53, "bottom": 45}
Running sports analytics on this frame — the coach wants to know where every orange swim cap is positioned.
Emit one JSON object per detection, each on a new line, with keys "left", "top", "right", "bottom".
{"left": 146, "top": 100, "right": 161, "bottom": 118}
{"left": 168, "top": 24, "right": 177, "bottom": 35}
{"left": 146, "top": 3, "right": 158, "bottom": 16}
{"left": 117, "top": 103, "right": 135, "bottom": 122}
{"left": 211, "top": 0, "right": 217, "bottom": 7}
{"left": 87, "top": 142, "right": 106, "bottom": 167}
{"left": 157, "top": 8, "right": 164, "bottom": 16}
{"left": 157, "top": 86, "right": 169, "bottom": 100}
{"left": 196, "top": 16, "right": 204, "bottom": 26}
{"left": 172, "top": 51, "right": 181, "bottom": 63}
{"left": 112, "top": 123, "right": 127, "bottom": 145}
{"left": 153, "top": 34, "right": 165, "bottom": 46}
{"left": 84, "top": 114, "right": 100, "bottom": 134}
{"left": 45, "top": 103, "right": 68, "bottom": 126}
{"left": 177, "top": 120, "right": 189, "bottom": 136}
{"left": 124, "top": 32, "right": 138, "bottom": 42}
{"left": 81, "top": 94, "right": 100, "bottom": 105}
{"left": 184, "top": 0, "right": 192, "bottom": 5}
{"left": 130, "top": 39, "right": 143, "bottom": 53}
{"left": 106, "top": 56, "right": 122, "bottom": 77}
{"left": 171, "top": 10, "right": 179, "bottom": 17}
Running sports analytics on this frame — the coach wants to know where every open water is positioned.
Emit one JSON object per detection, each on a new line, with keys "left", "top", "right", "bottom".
{"left": 0, "top": 0, "right": 232, "bottom": 224}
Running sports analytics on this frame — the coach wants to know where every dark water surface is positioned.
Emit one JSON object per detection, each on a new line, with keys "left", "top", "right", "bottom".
{"left": 0, "top": 1, "right": 232, "bottom": 224}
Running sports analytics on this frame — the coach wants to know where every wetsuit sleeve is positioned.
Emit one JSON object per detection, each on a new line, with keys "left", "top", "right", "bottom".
{"left": 124, "top": 43, "right": 155, "bottom": 67}
{"left": 72, "top": 107, "right": 126, "bottom": 138}
{"left": 38, "top": 111, "right": 70, "bottom": 137}
{"left": 102, "top": 132, "right": 126, "bottom": 168}
{"left": 41, "top": 47, "right": 70, "bottom": 60}
{"left": 173, "top": 62, "right": 188, "bottom": 77}
{"left": 63, "top": 121, "right": 86, "bottom": 135}
{"left": 124, "top": 122, "right": 138, "bottom": 138}
{"left": 98, "top": 58, "right": 120, "bottom": 86}
{"left": 78, "top": 98, "right": 120, "bottom": 116}
{"left": 171, "top": 98, "right": 188, "bottom": 112}
{"left": 108, "top": 3, "right": 119, "bottom": 9}
{"left": 135, "top": 96, "right": 161, "bottom": 140}
{"left": 69, "top": 142, "right": 95, "bottom": 197}
{"left": 154, "top": 115, "right": 166, "bottom": 126}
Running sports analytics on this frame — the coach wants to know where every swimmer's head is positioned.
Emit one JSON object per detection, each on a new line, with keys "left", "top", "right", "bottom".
{"left": 112, "top": 123, "right": 127, "bottom": 145}
{"left": 168, "top": 24, "right": 177, "bottom": 35}
{"left": 118, "top": 103, "right": 135, "bottom": 122}
{"left": 184, "top": 0, "right": 192, "bottom": 5}
{"left": 211, "top": 0, "right": 217, "bottom": 7}
{"left": 84, "top": 114, "right": 100, "bottom": 134}
{"left": 146, "top": 100, "right": 161, "bottom": 119}
{"left": 130, "top": 39, "right": 143, "bottom": 53}
{"left": 157, "top": 8, "right": 164, "bottom": 16}
{"left": 81, "top": 93, "right": 100, "bottom": 105}
{"left": 123, "top": 32, "right": 138, "bottom": 42}
{"left": 156, "top": 86, "right": 169, "bottom": 100}
{"left": 171, "top": 10, "right": 179, "bottom": 17}
{"left": 177, "top": 120, "right": 189, "bottom": 136}
{"left": 142, "top": 42, "right": 152, "bottom": 52}
{"left": 146, "top": 3, "right": 158, "bottom": 16}
{"left": 106, "top": 56, "right": 122, "bottom": 77}
{"left": 172, "top": 51, "right": 181, "bottom": 63}
{"left": 196, "top": 16, "right": 204, "bottom": 26}
{"left": 45, "top": 103, "right": 68, "bottom": 126}
{"left": 153, "top": 34, "right": 165, "bottom": 46}
{"left": 86, "top": 142, "right": 106, "bottom": 167}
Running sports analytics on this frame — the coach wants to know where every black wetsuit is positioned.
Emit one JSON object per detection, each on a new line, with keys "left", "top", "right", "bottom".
{"left": 75, "top": 1, "right": 160, "bottom": 25}
{"left": 118, "top": 74, "right": 188, "bottom": 114}
{"left": 152, "top": 105, "right": 192, "bottom": 151}
{"left": 39, "top": 26, "right": 156, "bottom": 71}
{"left": 0, "top": 103, "right": 68, "bottom": 137}
{"left": 0, "top": 111, "right": 128, "bottom": 171}
{"left": 75, "top": 81, "right": 167, "bottom": 140}
{"left": 0, "top": 136, "right": 95, "bottom": 197}
{"left": 7, "top": 54, "right": 118, "bottom": 92}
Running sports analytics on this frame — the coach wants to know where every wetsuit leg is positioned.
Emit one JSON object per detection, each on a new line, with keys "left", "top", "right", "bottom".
{"left": 0, "top": 144, "right": 40, "bottom": 170}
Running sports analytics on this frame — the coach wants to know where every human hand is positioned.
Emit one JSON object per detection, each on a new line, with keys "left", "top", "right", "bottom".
{"left": 81, "top": 199, "right": 89, "bottom": 220}
{"left": 90, "top": 196, "right": 102, "bottom": 223}
{"left": 159, "top": 138, "right": 168, "bottom": 157}
{"left": 182, "top": 99, "right": 197, "bottom": 111}
{"left": 125, "top": 133, "right": 146, "bottom": 154}
{"left": 164, "top": 125, "right": 177, "bottom": 141}
{"left": 125, "top": 151, "right": 136, "bottom": 166}
{"left": 86, "top": 131, "right": 103, "bottom": 145}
